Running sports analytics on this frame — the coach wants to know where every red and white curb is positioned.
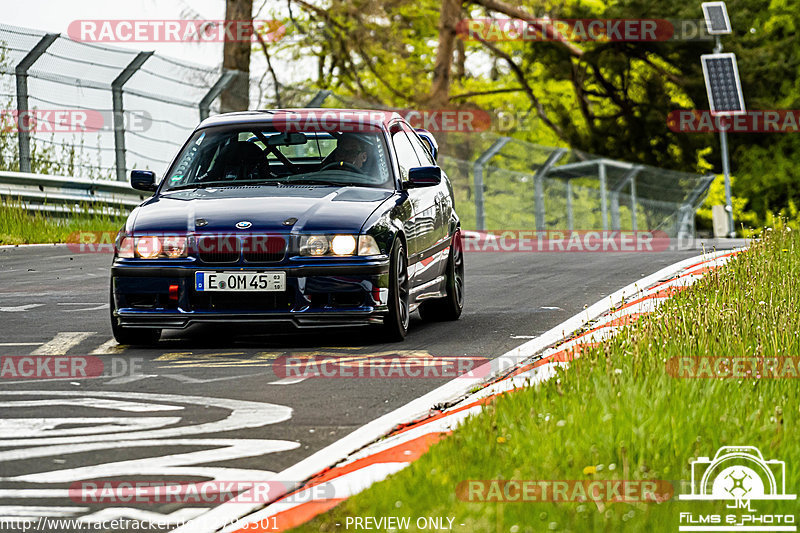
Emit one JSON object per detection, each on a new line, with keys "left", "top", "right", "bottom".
{"left": 173, "top": 249, "right": 745, "bottom": 533}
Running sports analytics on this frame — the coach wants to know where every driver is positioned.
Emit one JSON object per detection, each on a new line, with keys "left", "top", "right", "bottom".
{"left": 331, "top": 135, "right": 369, "bottom": 170}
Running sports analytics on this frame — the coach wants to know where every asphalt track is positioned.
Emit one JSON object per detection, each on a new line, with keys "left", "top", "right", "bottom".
{"left": 0, "top": 242, "right": 740, "bottom": 532}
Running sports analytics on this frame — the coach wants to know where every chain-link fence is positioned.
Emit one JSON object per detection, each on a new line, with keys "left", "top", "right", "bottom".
{"left": 0, "top": 23, "right": 249, "bottom": 180}
{"left": 0, "top": 22, "right": 713, "bottom": 240}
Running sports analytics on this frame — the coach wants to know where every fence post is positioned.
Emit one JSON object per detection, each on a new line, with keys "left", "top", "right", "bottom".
{"left": 112, "top": 51, "right": 153, "bottom": 182}
{"left": 532, "top": 148, "right": 566, "bottom": 232}
{"left": 630, "top": 174, "right": 638, "bottom": 232}
{"left": 14, "top": 33, "right": 58, "bottom": 174}
{"left": 599, "top": 160, "right": 608, "bottom": 231}
{"left": 472, "top": 137, "right": 510, "bottom": 231}
{"left": 199, "top": 70, "right": 238, "bottom": 121}
{"left": 307, "top": 90, "right": 332, "bottom": 108}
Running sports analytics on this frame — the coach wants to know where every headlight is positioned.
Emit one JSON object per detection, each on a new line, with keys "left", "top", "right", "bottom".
{"left": 117, "top": 236, "right": 188, "bottom": 259}
{"left": 298, "top": 235, "right": 382, "bottom": 256}
{"left": 331, "top": 235, "right": 357, "bottom": 255}
{"left": 136, "top": 237, "right": 162, "bottom": 259}
{"left": 301, "top": 235, "right": 329, "bottom": 256}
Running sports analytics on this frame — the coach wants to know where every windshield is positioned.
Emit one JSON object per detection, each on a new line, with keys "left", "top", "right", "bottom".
{"left": 161, "top": 125, "right": 393, "bottom": 191}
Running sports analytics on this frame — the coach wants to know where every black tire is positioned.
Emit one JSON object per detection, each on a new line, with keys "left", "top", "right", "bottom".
{"left": 109, "top": 286, "right": 161, "bottom": 346}
{"left": 382, "top": 240, "right": 410, "bottom": 341}
{"left": 418, "top": 232, "right": 464, "bottom": 322}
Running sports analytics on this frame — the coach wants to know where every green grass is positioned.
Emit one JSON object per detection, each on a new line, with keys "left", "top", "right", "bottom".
{"left": 295, "top": 225, "right": 799, "bottom": 532}
{"left": 0, "top": 202, "right": 126, "bottom": 245}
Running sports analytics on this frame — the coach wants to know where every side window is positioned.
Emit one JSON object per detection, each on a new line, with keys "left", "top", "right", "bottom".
{"left": 391, "top": 127, "right": 421, "bottom": 180}
{"left": 403, "top": 124, "right": 435, "bottom": 166}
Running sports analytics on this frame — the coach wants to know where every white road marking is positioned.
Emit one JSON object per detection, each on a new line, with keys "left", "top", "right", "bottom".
{"left": 0, "top": 342, "right": 42, "bottom": 347}
{"left": 540, "top": 306, "right": 563, "bottom": 310}
{"left": 0, "top": 417, "right": 183, "bottom": 438}
{"left": 0, "top": 506, "right": 88, "bottom": 518}
{"left": 0, "top": 391, "right": 292, "bottom": 445}
{"left": 58, "top": 303, "right": 108, "bottom": 312}
{"left": 31, "top": 332, "right": 95, "bottom": 355}
{"left": 268, "top": 377, "right": 308, "bottom": 385}
{"left": 99, "top": 372, "right": 273, "bottom": 385}
{"left": 2, "top": 439, "right": 298, "bottom": 484}
{"left": 0, "top": 391, "right": 299, "bottom": 518}
{"left": 90, "top": 338, "right": 125, "bottom": 355}
{"left": 510, "top": 335, "right": 536, "bottom": 339}
{"left": 160, "top": 373, "right": 269, "bottom": 384}
{"left": 0, "top": 398, "right": 183, "bottom": 412}
{"left": 104, "top": 374, "right": 159, "bottom": 385}
{"left": 0, "top": 304, "right": 43, "bottom": 312}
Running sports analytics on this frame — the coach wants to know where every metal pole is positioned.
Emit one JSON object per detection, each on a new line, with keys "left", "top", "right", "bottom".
{"left": 713, "top": 35, "right": 735, "bottom": 237}
{"left": 719, "top": 127, "right": 735, "bottom": 237}
{"left": 307, "top": 90, "right": 332, "bottom": 108}
{"left": 200, "top": 70, "right": 237, "bottom": 121}
{"left": 112, "top": 51, "right": 153, "bottom": 182}
{"left": 630, "top": 175, "right": 638, "bottom": 232}
{"left": 534, "top": 173, "right": 546, "bottom": 231}
{"left": 14, "top": 33, "right": 58, "bottom": 174}
{"left": 566, "top": 180, "right": 574, "bottom": 231}
{"left": 472, "top": 137, "right": 510, "bottom": 231}
{"left": 599, "top": 160, "right": 608, "bottom": 231}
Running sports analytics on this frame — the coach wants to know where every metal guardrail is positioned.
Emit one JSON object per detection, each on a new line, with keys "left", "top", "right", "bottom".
{"left": 0, "top": 170, "right": 147, "bottom": 214}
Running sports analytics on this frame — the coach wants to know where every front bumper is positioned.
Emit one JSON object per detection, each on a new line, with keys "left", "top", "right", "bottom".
{"left": 111, "top": 256, "right": 390, "bottom": 329}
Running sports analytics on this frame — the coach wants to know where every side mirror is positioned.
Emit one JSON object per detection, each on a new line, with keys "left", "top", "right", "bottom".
{"left": 131, "top": 170, "right": 157, "bottom": 192}
{"left": 415, "top": 129, "right": 438, "bottom": 161}
{"left": 404, "top": 166, "right": 441, "bottom": 189}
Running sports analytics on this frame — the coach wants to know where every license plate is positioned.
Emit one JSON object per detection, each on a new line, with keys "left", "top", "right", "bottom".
{"left": 195, "top": 271, "right": 286, "bottom": 292}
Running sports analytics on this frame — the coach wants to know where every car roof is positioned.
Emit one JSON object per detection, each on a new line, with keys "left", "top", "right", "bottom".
{"left": 197, "top": 108, "right": 405, "bottom": 130}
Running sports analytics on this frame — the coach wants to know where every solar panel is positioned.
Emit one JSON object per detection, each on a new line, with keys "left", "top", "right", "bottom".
{"left": 702, "top": 2, "right": 732, "bottom": 34}
{"left": 701, "top": 53, "right": 745, "bottom": 115}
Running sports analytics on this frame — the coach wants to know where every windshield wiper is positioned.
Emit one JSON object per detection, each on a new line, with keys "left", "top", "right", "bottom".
{"left": 285, "top": 179, "right": 345, "bottom": 186}
{"left": 165, "top": 180, "right": 281, "bottom": 192}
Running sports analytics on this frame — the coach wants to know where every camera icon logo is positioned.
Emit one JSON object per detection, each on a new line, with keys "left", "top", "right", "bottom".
{"left": 680, "top": 446, "right": 796, "bottom": 501}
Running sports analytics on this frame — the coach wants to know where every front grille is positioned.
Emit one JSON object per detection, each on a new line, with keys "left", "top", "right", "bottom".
{"left": 242, "top": 235, "right": 286, "bottom": 263}
{"left": 191, "top": 292, "right": 295, "bottom": 311}
{"left": 197, "top": 236, "right": 240, "bottom": 263}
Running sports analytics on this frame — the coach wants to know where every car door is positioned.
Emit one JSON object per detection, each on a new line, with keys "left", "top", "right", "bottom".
{"left": 389, "top": 122, "right": 437, "bottom": 290}
{"left": 405, "top": 124, "right": 450, "bottom": 286}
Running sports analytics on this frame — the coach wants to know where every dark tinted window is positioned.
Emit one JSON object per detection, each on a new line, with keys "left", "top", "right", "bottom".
{"left": 391, "top": 127, "right": 421, "bottom": 180}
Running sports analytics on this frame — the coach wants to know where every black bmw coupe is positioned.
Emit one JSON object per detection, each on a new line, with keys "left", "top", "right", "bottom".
{"left": 110, "top": 109, "right": 464, "bottom": 344}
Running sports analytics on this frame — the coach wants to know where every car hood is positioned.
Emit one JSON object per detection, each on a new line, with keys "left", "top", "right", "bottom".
{"left": 130, "top": 185, "right": 395, "bottom": 234}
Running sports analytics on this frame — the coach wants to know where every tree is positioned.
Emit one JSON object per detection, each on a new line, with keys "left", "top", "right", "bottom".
{"left": 221, "top": 0, "right": 253, "bottom": 112}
